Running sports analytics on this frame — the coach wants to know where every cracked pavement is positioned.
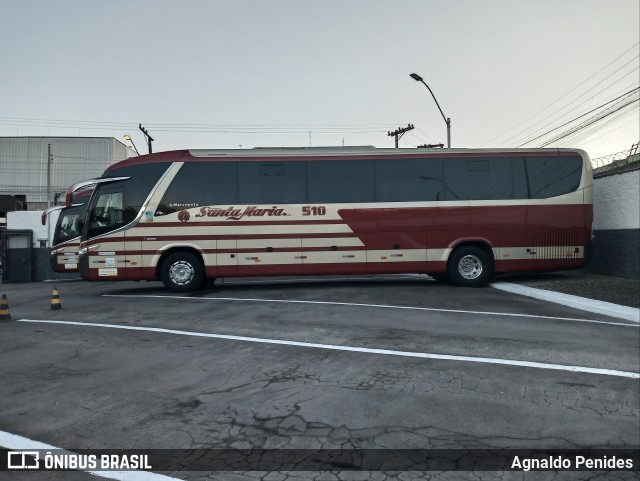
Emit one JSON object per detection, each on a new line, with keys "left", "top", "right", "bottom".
{"left": 0, "top": 276, "right": 638, "bottom": 480}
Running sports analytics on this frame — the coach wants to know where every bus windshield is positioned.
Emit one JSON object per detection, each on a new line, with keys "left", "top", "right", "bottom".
{"left": 53, "top": 206, "right": 85, "bottom": 245}
{"left": 83, "top": 163, "right": 169, "bottom": 240}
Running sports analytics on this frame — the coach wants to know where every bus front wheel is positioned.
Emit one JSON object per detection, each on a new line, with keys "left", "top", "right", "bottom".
{"left": 161, "top": 252, "right": 204, "bottom": 292}
{"left": 448, "top": 246, "right": 492, "bottom": 287}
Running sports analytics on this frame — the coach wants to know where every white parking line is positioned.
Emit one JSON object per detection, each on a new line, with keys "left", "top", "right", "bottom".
{"left": 0, "top": 431, "right": 180, "bottom": 481}
{"left": 102, "top": 294, "right": 639, "bottom": 327}
{"left": 218, "top": 274, "right": 426, "bottom": 285}
{"left": 492, "top": 282, "right": 640, "bottom": 323}
{"left": 18, "top": 319, "right": 640, "bottom": 379}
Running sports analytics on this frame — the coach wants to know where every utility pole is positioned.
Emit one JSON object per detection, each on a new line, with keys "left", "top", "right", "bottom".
{"left": 47, "top": 144, "right": 52, "bottom": 208}
{"left": 139, "top": 124, "right": 154, "bottom": 154}
{"left": 388, "top": 124, "right": 414, "bottom": 148}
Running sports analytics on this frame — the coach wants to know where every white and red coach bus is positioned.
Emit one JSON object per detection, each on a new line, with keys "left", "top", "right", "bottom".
{"left": 45, "top": 184, "right": 94, "bottom": 273}
{"left": 77, "top": 147, "right": 593, "bottom": 291}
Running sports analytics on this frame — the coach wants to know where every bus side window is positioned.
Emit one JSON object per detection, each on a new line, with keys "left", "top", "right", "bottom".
{"left": 307, "top": 160, "right": 374, "bottom": 203}
{"left": 526, "top": 156, "right": 582, "bottom": 198}
{"left": 488, "top": 157, "right": 528, "bottom": 200}
{"left": 443, "top": 157, "right": 529, "bottom": 201}
{"left": 239, "top": 162, "right": 306, "bottom": 204}
{"left": 375, "top": 158, "right": 443, "bottom": 202}
{"left": 157, "top": 162, "right": 238, "bottom": 215}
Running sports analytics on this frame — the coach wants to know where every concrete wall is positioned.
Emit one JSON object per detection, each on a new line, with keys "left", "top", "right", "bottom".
{"left": 590, "top": 167, "right": 639, "bottom": 279}
{"left": 0, "top": 137, "right": 136, "bottom": 209}
{"left": 6, "top": 210, "right": 61, "bottom": 247}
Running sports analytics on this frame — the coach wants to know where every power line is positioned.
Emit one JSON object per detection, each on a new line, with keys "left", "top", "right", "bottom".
{"left": 0, "top": 115, "right": 404, "bottom": 132}
{"left": 539, "top": 107, "right": 636, "bottom": 148}
{"left": 538, "top": 96, "right": 639, "bottom": 147}
{"left": 482, "top": 42, "right": 639, "bottom": 146}
{"left": 504, "top": 63, "right": 639, "bottom": 147}
{"left": 516, "top": 87, "right": 639, "bottom": 147}
{"left": 555, "top": 109, "right": 639, "bottom": 148}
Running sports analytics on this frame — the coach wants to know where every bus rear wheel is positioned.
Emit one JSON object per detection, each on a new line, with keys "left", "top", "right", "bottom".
{"left": 161, "top": 252, "right": 204, "bottom": 292}
{"left": 430, "top": 273, "right": 448, "bottom": 282}
{"left": 448, "top": 246, "right": 492, "bottom": 287}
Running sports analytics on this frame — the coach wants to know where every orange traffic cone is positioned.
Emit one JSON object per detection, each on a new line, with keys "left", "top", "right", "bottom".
{"left": 51, "top": 286, "right": 62, "bottom": 310}
{"left": 0, "top": 293, "right": 11, "bottom": 321}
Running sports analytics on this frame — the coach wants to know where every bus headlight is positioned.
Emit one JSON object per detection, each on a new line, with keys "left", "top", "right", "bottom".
{"left": 78, "top": 244, "right": 100, "bottom": 255}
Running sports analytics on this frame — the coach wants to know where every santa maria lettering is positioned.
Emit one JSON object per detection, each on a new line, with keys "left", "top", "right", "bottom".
{"left": 195, "top": 206, "right": 289, "bottom": 220}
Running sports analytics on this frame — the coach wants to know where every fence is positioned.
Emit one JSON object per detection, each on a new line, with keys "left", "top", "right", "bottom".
{"left": 0, "top": 230, "right": 79, "bottom": 283}
{"left": 592, "top": 144, "right": 639, "bottom": 176}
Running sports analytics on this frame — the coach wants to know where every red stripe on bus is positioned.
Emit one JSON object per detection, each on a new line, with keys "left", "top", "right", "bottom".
{"left": 124, "top": 233, "right": 358, "bottom": 242}
{"left": 134, "top": 219, "right": 347, "bottom": 228}
{"left": 130, "top": 246, "right": 370, "bottom": 256}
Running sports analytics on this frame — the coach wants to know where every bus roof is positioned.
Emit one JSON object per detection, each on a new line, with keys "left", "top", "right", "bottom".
{"left": 105, "top": 147, "right": 588, "bottom": 173}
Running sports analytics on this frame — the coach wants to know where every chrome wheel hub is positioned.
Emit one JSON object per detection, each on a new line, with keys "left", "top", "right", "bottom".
{"left": 458, "top": 254, "right": 483, "bottom": 280}
{"left": 169, "top": 261, "right": 194, "bottom": 285}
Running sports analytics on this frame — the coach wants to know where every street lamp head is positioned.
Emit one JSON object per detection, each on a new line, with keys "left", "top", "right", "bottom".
{"left": 123, "top": 134, "right": 140, "bottom": 155}
{"left": 410, "top": 73, "right": 423, "bottom": 82}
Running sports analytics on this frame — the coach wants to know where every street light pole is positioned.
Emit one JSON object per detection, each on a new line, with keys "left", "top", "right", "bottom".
{"left": 123, "top": 135, "right": 140, "bottom": 155}
{"left": 410, "top": 73, "right": 451, "bottom": 148}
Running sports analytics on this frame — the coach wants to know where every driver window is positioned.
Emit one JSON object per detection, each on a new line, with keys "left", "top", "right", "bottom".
{"left": 88, "top": 191, "right": 125, "bottom": 237}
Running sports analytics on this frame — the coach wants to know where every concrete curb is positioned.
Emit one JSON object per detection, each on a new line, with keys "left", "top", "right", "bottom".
{"left": 491, "top": 282, "right": 640, "bottom": 323}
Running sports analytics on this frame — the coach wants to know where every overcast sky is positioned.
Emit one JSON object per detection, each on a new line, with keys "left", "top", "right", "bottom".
{"left": 1, "top": 0, "right": 638, "bottom": 159}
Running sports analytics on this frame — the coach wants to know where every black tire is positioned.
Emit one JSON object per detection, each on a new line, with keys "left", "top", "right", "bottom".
{"left": 161, "top": 252, "right": 204, "bottom": 292}
{"left": 447, "top": 246, "right": 492, "bottom": 287}
{"left": 430, "top": 273, "right": 448, "bottom": 282}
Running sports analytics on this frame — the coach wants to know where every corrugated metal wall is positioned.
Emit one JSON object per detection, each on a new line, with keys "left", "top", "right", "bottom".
{"left": 0, "top": 137, "right": 135, "bottom": 208}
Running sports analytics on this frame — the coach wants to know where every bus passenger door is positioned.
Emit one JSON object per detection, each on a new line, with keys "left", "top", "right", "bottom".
{"left": 84, "top": 186, "right": 129, "bottom": 280}
{"left": 85, "top": 232, "right": 127, "bottom": 280}
{"left": 216, "top": 239, "right": 237, "bottom": 277}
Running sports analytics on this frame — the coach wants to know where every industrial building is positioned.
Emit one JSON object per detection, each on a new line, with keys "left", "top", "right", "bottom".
{"left": 0, "top": 136, "right": 136, "bottom": 212}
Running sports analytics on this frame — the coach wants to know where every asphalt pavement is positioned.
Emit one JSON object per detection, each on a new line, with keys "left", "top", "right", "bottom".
{"left": 0, "top": 272, "right": 638, "bottom": 481}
